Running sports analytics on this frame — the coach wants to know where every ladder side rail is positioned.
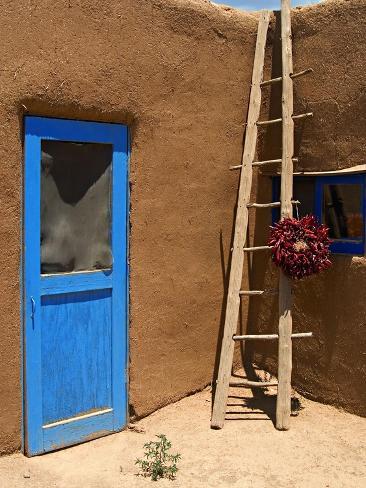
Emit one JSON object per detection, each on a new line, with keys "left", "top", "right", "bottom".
{"left": 276, "top": 0, "right": 295, "bottom": 431}
{"left": 211, "top": 10, "right": 271, "bottom": 429}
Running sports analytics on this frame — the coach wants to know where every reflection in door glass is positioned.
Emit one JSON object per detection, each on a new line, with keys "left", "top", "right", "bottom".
{"left": 41, "top": 140, "right": 112, "bottom": 274}
{"left": 323, "top": 184, "right": 363, "bottom": 240}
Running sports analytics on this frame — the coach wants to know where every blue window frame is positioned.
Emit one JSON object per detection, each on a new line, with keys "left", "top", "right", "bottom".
{"left": 272, "top": 174, "right": 366, "bottom": 255}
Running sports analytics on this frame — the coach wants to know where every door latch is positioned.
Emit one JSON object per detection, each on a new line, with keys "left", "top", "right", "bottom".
{"left": 30, "top": 297, "right": 36, "bottom": 326}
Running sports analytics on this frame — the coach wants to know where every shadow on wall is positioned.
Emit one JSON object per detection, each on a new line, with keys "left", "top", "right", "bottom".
{"left": 242, "top": 11, "right": 366, "bottom": 417}
{"left": 211, "top": 205, "right": 241, "bottom": 405}
{"left": 211, "top": 57, "right": 257, "bottom": 404}
{"left": 211, "top": 11, "right": 317, "bottom": 407}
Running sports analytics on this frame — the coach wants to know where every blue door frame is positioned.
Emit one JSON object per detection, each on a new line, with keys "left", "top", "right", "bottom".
{"left": 23, "top": 117, "right": 129, "bottom": 455}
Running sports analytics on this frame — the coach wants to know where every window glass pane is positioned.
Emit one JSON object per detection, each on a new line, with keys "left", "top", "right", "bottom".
{"left": 41, "top": 140, "right": 112, "bottom": 274}
{"left": 293, "top": 178, "right": 315, "bottom": 217}
{"left": 323, "top": 184, "right": 363, "bottom": 240}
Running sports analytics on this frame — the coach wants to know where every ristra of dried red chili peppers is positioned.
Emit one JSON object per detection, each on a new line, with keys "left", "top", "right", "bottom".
{"left": 268, "top": 215, "right": 332, "bottom": 280}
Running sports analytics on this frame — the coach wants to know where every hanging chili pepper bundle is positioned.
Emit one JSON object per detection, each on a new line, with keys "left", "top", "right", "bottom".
{"left": 268, "top": 215, "right": 332, "bottom": 280}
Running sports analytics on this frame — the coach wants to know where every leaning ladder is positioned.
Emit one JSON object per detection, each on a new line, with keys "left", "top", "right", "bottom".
{"left": 211, "top": 1, "right": 313, "bottom": 431}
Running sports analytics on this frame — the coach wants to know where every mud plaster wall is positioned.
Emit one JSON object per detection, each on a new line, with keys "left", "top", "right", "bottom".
{"left": 249, "top": 0, "right": 366, "bottom": 417}
{"left": 0, "top": 0, "right": 365, "bottom": 456}
{"left": 0, "top": 0, "right": 259, "bottom": 454}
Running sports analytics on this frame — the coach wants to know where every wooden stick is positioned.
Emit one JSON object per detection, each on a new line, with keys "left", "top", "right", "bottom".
{"left": 292, "top": 112, "right": 313, "bottom": 121}
{"left": 276, "top": 0, "right": 294, "bottom": 432}
{"left": 292, "top": 163, "right": 366, "bottom": 176}
{"left": 260, "top": 68, "right": 313, "bottom": 87}
{"left": 231, "top": 160, "right": 282, "bottom": 170}
{"left": 229, "top": 381, "right": 278, "bottom": 387}
{"left": 239, "top": 289, "right": 278, "bottom": 296}
{"left": 233, "top": 332, "right": 313, "bottom": 340}
{"left": 260, "top": 76, "right": 282, "bottom": 87}
{"left": 257, "top": 113, "right": 312, "bottom": 126}
{"left": 252, "top": 158, "right": 282, "bottom": 166}
{"left": 291, "top": 67, "right": 313, "bottom": 79}
{"left": 230, "top": 157, "right": 299, "bottom": 170}
{"left": 239, "top": 290, "right": 265, "bottom": 295}
{"left": 247, "top": 202, "right": 281, "bottom": 208}
{"left": 243, "top": 245, "right": 272, "bottom": 251}
{"left": 233, "top": 334, "right": 279, "bottom": 340}
{"left": 247, "top": 199, "right": 300, "bottom": 208}
{"left": 257, "top": 117, "right": 282, "bottom": 126}
{"left": 210, "top": 11, "right": 271, "bottom": 430}
{"left": 292, "top": 332, "right": 313, "bottom": 338}
{"left": 252, "top": 157, "right": 299, "bottom": 167}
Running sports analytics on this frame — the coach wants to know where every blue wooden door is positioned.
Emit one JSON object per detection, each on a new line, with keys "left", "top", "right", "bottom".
{"left": 23, "top": 117, "right": 129, "bottom": 455}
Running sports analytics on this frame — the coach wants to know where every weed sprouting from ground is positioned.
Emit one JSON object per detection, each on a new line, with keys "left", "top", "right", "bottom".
{"left": 135, "top": 434, "right": 181, "bottom": 481}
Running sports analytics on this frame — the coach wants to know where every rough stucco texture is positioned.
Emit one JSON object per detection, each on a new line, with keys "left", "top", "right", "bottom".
{"left": 0, "top": 0, "right": 365, "bottom": 455}
{"left": 0, "top": 0, "right": 258, "bottom": 454}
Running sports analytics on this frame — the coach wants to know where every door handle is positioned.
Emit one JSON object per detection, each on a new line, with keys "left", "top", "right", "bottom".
{"left": 30, "top": 297, "right": 36, "bottom": 326}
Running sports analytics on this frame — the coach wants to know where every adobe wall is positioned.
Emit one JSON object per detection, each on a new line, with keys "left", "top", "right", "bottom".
{"left": 251, "top": 0, "right": 366, "bottom": 416}
{"left": 0, "top": 0, "right": 258, "bottom": 454}
{"left": 0, "top": 0, "right": 364, "bottom": 455}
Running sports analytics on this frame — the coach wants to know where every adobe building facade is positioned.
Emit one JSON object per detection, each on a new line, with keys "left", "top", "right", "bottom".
{"left": 0, "top": 0, "right": 364, "bottom": 454}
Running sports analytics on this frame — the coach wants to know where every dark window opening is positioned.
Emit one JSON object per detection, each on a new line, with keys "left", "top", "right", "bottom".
{"left": 323, "top": 184, "right": 363, "bottom": 240}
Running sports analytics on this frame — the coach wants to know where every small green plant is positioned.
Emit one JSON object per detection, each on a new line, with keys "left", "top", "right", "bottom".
{"left": 135, "top": 434, "right": 181, "bottom": 481}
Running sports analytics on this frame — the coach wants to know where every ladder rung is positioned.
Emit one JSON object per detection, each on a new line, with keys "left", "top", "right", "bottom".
{"left": 292, "top": 112, "right": 313, "bottom": 121}
{"left": 291, "top": 68, "right": 314, "bottom": 80}
{"left": 257, "top": 117, "right": 282, "bottom": 126}
{"left": 260, "top": 76, "right": 282, "bottom": 87}
{"left": 243, "top": 245, "right": 272, "bottom": 251}
{"left": 229, "top": 381, "right": 278, "bottom": 388}
{"left": 247, "top": 202, "right": 281, "bottom": 208}
{"left": 232, "top": 332, "right": 313, "bottom": 341}
{"left": 230, "top": 158, "right": 298, "bottom": 170}
{"left": 247, "top": 199, "right": 299, "bottom": 208}
{"left": 252, "top": 157, "right": 299, "bottom": 167}
{"left": 292, "top": 332, "right": 313, "bottom": 338}
{"left": 239, "top": 289, "right": 278, "bottom": 296}
{"left": 234, "top": 334, "right": 278, "bottom": 340}
{"left": 239, "top": 290, "right": 264, "bottom": 295}
{"left": 257, "top": 112, "right": 313, "bottom": 126}
{"left": 260, "top": 68, "right": 313, "bottom": 87}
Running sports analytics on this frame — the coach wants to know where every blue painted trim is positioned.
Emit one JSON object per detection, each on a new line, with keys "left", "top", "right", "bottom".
{"left": 317, "top": 174, "right": 365, "bottom": 255}
{"left": 42, "top": 411, "right": 115, "bottom": 454}
{"left": 20, "top": 118, "right": 26, "bottom": 453}
{"left": 110, "top": 124, "right": 129, "bottom": 430}
{"left": 41, "top": 271, "right": 113, "bottom": 295}
{"left": 23, "top": 116, "right": 129, "bottom": 455}
{"left": 25, "top": 116, "right": 124, "bottom": 145}
{"left": 124, "top": 129, "right": 131, "bottom": 424}
{"left": 24, "top": 122, "right": 43, "bottom": 455}
{"left": 314, "top": 176, "right": 322, "bottom": 224}
{"left": 271, "top": 174, "right": 366, "bottom": 256}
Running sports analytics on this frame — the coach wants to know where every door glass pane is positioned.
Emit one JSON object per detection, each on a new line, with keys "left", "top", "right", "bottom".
{"left": 323, "top": 184, "right": 363, "bottom": 240}
{"left": 41, "top": 140, "right": 112, "bottom": 274}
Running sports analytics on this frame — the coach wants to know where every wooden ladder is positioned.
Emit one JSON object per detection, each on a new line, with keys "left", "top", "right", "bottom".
{"left": 211, "top": 1, "right": 313, "bottom": 431}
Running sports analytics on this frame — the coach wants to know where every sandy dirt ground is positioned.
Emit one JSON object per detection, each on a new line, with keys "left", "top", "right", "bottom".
{"left": 1, "top": 380, "right": 365, "bottom": 488}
